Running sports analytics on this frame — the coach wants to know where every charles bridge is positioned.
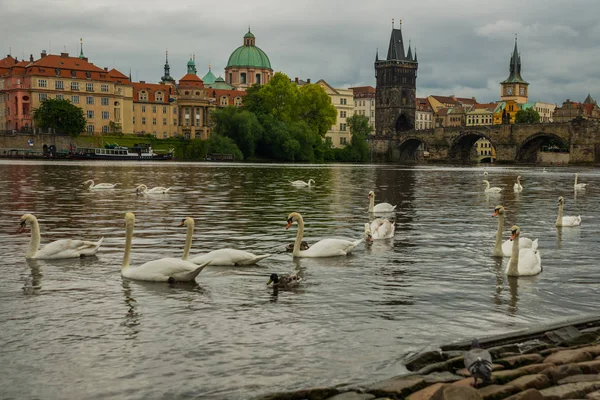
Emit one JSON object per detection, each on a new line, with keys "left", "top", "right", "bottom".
{"left": 368, "top": 119, "right": 600, "bottom": 164}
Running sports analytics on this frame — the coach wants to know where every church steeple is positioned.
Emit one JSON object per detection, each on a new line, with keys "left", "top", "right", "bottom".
{"left": 502, "top": 37, "right": 527, "bottom": 84}
{"left": 161, "top": 49, "right": 174, "bottom": 83}
{"left": 187, "top": 54, "right": 197, "bottom": 74}
{"left": 386, "top": 18, "right": 407, "bottom": 61}
{"left": 78, "top": 38, "right": 85, "bottom": 59}
{"left": 500, "top": 36, "right": 529, "bottom": 103}
{"left": 406, "top": 40, "right": 413, "bottom": 61}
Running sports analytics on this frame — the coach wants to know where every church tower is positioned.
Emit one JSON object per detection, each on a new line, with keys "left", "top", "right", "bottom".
{"left": 375, "top": 20, "right": 418, "bottom": 135}
{"left": 161, "top": 50, "right": 175, "bottom": 84}
{"left": 500, "top": 38, "right": 529, "bottom": 103}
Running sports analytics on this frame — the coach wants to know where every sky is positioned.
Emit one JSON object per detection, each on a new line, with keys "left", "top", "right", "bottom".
{"left": 2, "top": 0, "right": 599, "bottom": 104}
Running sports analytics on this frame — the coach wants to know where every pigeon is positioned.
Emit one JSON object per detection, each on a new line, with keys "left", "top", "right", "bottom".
{"left": 464, "top": 339, "right": 493, "bottom": 387}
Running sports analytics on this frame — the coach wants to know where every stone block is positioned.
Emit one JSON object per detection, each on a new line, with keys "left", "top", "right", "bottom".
{"left": 492, "top": 368, "right": 530, "bottom": 384}
{"left": 539, "top": 381, "right": 600, "bottom": 399}
{"left": 254, "top": 387, "right": 340, "bottom": 400}
{"left": 488, "top": 344, "right": 521, "bottom": 358}
{"left": 507, "top": 374, "right": 552, "bottom": 391}
{"left": 544, "top": 349, "right": 594, "bottom": 365}
{"left": 417, "top": 361, "right": 451, "bottom": 375}
{"left": 406, "top": 351, "right": 446, "bottom": 372}
{"left": 558, "top": 374, "right": 600, "bottom": 385}
{"left": 456, "top": 364, "right": 504, "bottom": 377}
{"left": 367, "top": 376, "right": 427, "bottom": 398}
{"left": 437, "top": 385, "right": 483, "bottom": 400}
{"left": 578, "top": 361, "right": 600, "bottom": 374}
{"left": 521, "top": 363, "right": 556, "bottom": 374}
{"left": 406, "top": 383, "right": 445, "bottom": 400}
{"left": 544, "top": 326, "right": 581, "bottom": 345}
{"left": 587, "top": 389, "right": 600, "bottom": 399}
{"left": 542, "top": 363, "right": 584, "bottom": 383}
{"left": 496, "top": 354, "right": 544, "bottom": 369}
{"left": 326, "top": 392, "right": 375, "bottom": 400}
{"left": 504, "top": 389, "right": 545, "bottom": 400}
{"left": 560, "top": 333, "right": 600, "bottom": 347}
{"left": 422, "top": 372, "right": 464, "bottom": 384}
{"left": 478, "top": 384, "right": 520, "bottom": 400}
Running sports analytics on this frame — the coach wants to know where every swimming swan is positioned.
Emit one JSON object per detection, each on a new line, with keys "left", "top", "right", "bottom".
{"left": 83, "top": 179, "right": 119, "bottom": 189}
{"left": 178, "top": 217, "right": 271, "bottom": 266}
{"left": 290, "top": 179, "right": 315, "bottom": 187}
{"left": 506, "top": 225, "right": 542, "bottom": 277}
{"left": 555, "top": 196, "right": 581, "bottom": 227}
{"left": 19, "top": 213, "right": 103, "bottom": 259}
{"left": 491, "top": 206, "right": 534, "bottom": 257}
{"left": 574, "top": 173, "right": 587, "bottom": 190}
{"left": 367, "top": 191, "right": 397, "bottom": 213}
{"left": 365, "top": 218, "right": 395, "bottom": 240}
{"left": 483, "top": 180, "right": 502, "bottom": 193}
{"left": 121, "top": 212, "right": 208, "bottom": 282}
{"left": 286, "top": 212, "right": 363, "bottom": 257}
{"left": 135, "top": 184, "right": 171, "bottom": 194}
{"left": 513, "top": 176, "right": 523, "bottom": 192}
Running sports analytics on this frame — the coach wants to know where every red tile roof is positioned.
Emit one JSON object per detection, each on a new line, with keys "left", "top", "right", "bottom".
{"left": 416, "top": 97, "right": 432, "bottom": 111}
{"left": 473, "top": 103, "right": 497, "bottom": 110}
{"left": 430, "top": 95, "right": 458, "bottom": 105}
{"left": 108, "top": 68, "right": 129, "bottom": 83}
{"left": 209, "top": 88, "right": 246, "bottom": 106}
{"left": 351, "top": 86, "right": 376, "bottom": 98}
{"left": 131, "top": 82, "right": 172, "bottom": 103}
{"left": 179, "top": 73, "right": 204, "bottom": 88}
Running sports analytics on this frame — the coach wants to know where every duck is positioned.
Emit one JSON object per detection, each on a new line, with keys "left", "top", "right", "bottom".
{"left": 135, "top": 184, "right": 171, "bottom": 194}
{"left": 286, "top": 212, "right": 363, "bottom": 257}
{"left": 121, "top": 213, "right": 208, "bottom": 282}
{"left": 483, "top": 180, "right": 502, "bottom": 193}
{"left": 555, "top": 196, "right": 581, "bottom": 227}
{"left": 365, "top": 218, "right": 395, "bottom": 240}
{"left": 285, "top": 241, "right": 309, "bottom": 252}
{"left": 574, "top": 173, "right": 587, "bottom": 190}
{"left": 367, "top": 191, "right": 397, "bottom": 213}
{"left": 18, "top": 213, "right": 103, "bottom": 259}
{"left": 491, "top": 206, "right": 535, "bottom": 257}
{"left": 506, "top": 225, "right": 542, "bottom": 277}
{"left": 178, "top": 217, "right": 271, "bottom": 266}
{"left": 290, "top": 179, "right": 315, "bottom": 187}
{"left": 513, "top": 176, "right": 523, "bottom": 192}
{"left": 267, "top": 272, "right": 303, "bottom": 289}
{"left": 83, "top": 179, "right": 119, "bottom": 190}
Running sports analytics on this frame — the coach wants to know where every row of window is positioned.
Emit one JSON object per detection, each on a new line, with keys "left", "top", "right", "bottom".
{"left": 87, "top": 125, "right": 112, "bottom": 133}
{"left": 354, "top": 110, "right": 375, "bottom": 117}
{"left": 355, "top": 100, "right": 374, "bottom": 107}
{"left": 38, "top": 79, "right": 110, "bottom": 92}
{"left": 38, "top": 93, "right": 112, "bottom": 105}
{"left": 467, "top": 117, "right": 493, "bottom": 124}
{"left": 417, "top": 113, "right": 432, "bottom": 120}
{"left": 416, "top": 122, "right": 433, "bottom": 130}
{"left": 86, "top": 110, "right": 111, "bottom": 120}
{"left": 133, "top": 117, "right": 173, "bottom": 126}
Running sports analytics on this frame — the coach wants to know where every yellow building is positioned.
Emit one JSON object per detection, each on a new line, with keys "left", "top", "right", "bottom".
{"left": 466, "top": 106, "right": 494, "bottom": 126}
{"left": 132, "top": 81, "right": 176, "bottom": 138}
{"left": 316, "top": 79, "right": 354, "bottom": 148}
{"left": 500, "top": 39, "right": 529, "bottom": 104}
{"left": 493, "top": 100, "right": 520, "bottom": 124}
{"left": 0, "top": 46, "right": 133, "bottom": 134}
{"left": 473, "top": 138, "right": 496, "bottom": 163}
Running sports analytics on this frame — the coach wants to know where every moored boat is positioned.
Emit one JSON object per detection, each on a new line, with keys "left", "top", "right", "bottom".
{"left": 68, "top": 143, "right": 173, "bottom": 161}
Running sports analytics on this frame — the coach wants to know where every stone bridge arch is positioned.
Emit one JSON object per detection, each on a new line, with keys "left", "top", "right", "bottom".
{"left": 516, "top": 132, "right": 569, "bottom": 163}
{"left": 394, "top": 136, "right": 428, "bottom": 162}
{"left": 448, "top": 131, "right": 496, "bottom": 163}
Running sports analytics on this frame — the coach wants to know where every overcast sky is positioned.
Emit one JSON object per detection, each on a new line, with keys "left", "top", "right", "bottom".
{"left": 2, "top": 0, "right": 599, "bottom": 104}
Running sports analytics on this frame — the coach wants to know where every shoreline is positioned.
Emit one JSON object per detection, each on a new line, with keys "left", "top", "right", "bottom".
{"left": 253, "top": 315, "right": 600, "bottom": 400}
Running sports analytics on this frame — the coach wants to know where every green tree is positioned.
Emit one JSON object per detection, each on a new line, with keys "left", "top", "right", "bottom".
{"left": 32, "top": 98, "right": 86, "bottom": 137}
{"left": 211, "top": 106, "right": 263, "bottom": 158}
{"left": 296, "top": 83, "right": 337, "bottom": 138}
{"left": 514, "top": 108, "right": 540, "bottom": 124}
{"left": 343, "top": 114, "right": 372, "bottom": 162}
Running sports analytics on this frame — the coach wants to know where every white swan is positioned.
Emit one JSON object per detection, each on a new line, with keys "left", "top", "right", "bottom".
{"left": 483, "top": 180, "right": 502, "bottom": 193}
{"left": 83, "top": 179, "right": 119, "bottom": 190}
{"left": 121, "top": 213, "right": 208, "bottom": 282}
{"left": 555, "top": 196, "right": 581, "bottom": 227}
{"left": 367, "top": 191, "right": 397, "bottom": 213}
{"left": 491, "top": 206, "right": 535, "bottom": 257}
{"left": 574, "top": 173, "right": 587, "bottom": 190}
{"left": 135, "top": 184, "right": 171, "bottom": 194}
{"left": 286, "top": 212, "right": 363, "bottom": 257}
{"left": 178, "top": 217, "right": 271, "bottom": 266}
{"left": 483, "top": 167, "right": 488, "bottom": 176}
{"left": 19, "top": 213, "right": 103, "bottom": 259}
{"left": 542, "top": 168, "right": 547, "bottom": 173}
{"left": 290, "top": 179, "right": 315, "bottom": 187}
{"left": 506, "top": 225, "right": 542, "bottom": 277}
{"left": 513, "top": 176, "right": 523, "bottom": 192}
{"left": 365, "top": 218, "right": 395, "bottom": 240}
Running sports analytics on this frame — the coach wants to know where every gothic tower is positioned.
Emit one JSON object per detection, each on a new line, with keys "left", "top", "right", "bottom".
{"left": 500, "top": 38, "right": 529, "bottom": 103}
{"left": 375, "top": 20, "right": 418, "bottom": 135}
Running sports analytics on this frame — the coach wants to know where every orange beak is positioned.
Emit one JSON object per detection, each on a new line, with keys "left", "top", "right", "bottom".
{"left": 492, "top": 210, "right": 499, "bottom": 217}
{"left": 509, "top": 232, "right": 516, "bottom": 241}
{"left": 285, "top": 221, "right": 293, "bottom": 229}
{"left": 177, "top": 221, "right": 185, "bottom": 227}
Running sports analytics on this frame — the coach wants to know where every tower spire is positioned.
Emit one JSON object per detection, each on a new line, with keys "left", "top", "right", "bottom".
{"left": 407, "top": 39, "right": 413, "bottom": 60}
{"left": 79, "top": 38, "right": 84, "bottom": 59}
{"left": 161, "top": 48, "right": 174, "bottom": 83}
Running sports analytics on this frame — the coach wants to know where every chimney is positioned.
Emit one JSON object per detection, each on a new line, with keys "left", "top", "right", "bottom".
{"left": 104, "top": 67, "right": 108, "bottom": 71}
{"left": 41, "top": 50, "right": 47, "bottom": 58}
{"left": 60, "top": 52, "right": 69, "bottom": 58}
{"left": 29, "top": 54, "right": 34, "bottom": 62}
{"left": 295, "top": 77, "right": 299, "bottom": 83}
{"left": 140, "top": 80, "right": 145, "bottom": 84}
{"left": 307, "top": 78, "right": 311, "bottom": 84}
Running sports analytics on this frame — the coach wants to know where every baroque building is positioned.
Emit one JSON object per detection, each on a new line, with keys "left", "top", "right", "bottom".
{"left": 375, "top": 21, "right": 418, "bottom": 135}
{"left": 351, "top": 86, "right": 376, "bottom": 133}
{"left": 225, "top": 29, "right": 273, "bottom": 90}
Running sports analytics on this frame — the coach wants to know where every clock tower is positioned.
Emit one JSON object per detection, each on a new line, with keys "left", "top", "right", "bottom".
{"left": 500, "top": 38, "right": 529, "bottom": 103}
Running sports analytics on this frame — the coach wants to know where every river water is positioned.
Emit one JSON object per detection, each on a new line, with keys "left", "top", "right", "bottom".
{"left": 0, "top": 160, "right": 598, "bottom": 399}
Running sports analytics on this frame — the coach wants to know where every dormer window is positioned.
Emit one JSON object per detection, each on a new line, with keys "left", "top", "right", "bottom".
{"left": 139, "top": 91, "right": 148, "bottom": 101}
{"left": 86, "top": 71, "right": 91, "bottom": 79}
{"left": 55, "top": 68, "right": 60, "bottom": 77}
{"left": 71, "top": 70, "right": 76, "bottom": 78}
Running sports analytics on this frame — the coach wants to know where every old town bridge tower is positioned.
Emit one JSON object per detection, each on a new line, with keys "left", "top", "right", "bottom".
{"left": 375, "top": 20, "right": 418, "bottom": 135}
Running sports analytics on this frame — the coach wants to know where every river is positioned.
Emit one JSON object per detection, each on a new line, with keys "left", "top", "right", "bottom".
{"left": 0, "top": 161, "right": 598, "bottom": 399}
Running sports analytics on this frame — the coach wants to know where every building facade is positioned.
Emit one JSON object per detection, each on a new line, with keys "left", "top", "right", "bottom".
{"left": 554, "top": 96, "right": 600, "bottom": 123}
{"left": 375, "top": 21, "right": 418, "bottom": 135}
{"left": 534, "top": 101, "right": 556, "bottom": 123}
{"left": 317, "top": 79, "right": 354, "bottom": 148}
{"left": 415, "top": 97, "right": 433, "bottom": 130}
{"left": 466, "top": 107, "right": 494, "bottom": 126}
{"left": 132, "top": 81, "right": 176, "bottom": 138}
{"left": 225, "top": 29, "right": 273, "bottom": 90}
{"left": 500, "top": 39, "right": 529, "bottom": 103}
{"left": 351, "top": 86, "right": 376, "bottom": 133}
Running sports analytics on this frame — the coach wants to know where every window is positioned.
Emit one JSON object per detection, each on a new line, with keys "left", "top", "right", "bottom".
{"left": 101, "top": 84, "right": 109, "bottom": 92}
{"left": 86, "top": 83, "right": 94, "bottom": 92}
{"left": 240, "top": 73, "right": 247, "bottom": 84}
{"left": 139, "top": 91, "right": 147, "bottom": 101}
{"left": 163, "top": 118, "right": 167, "bottom": 126}
{"left": 152, "top": 117, "right": 157, "bottom": 125}
{"left": 162, "top": 106, "right": 167, "bottom": 114}
{"left": 220, "top": 96, "right": 228, "bottom": 106}
{"left": 156, "top": 92, "right": 163, "bottom": 102}
{"left": 340, "top": 137, "right": 347, "bottom": 145}
{"left": 102, "top": 125, "right": 110, "bottom": 133}
{"left": 340, "top": 98, "right": 347, "bottom": 105}
{"left": 163, "top": 132, "right": 168, "bottom": 138}
{"left": 56, "top": 94, "right": 64, "bottom": 100}
{"left": 133, "top": 117, "right": 136, "bottom": 124}
{"left": 152, "top": 106, "right": 156, "bottom": 113}
{"left": 340, "top": 123, "right": 347, "bottom": 131}
{"left": 86, "top": 96, "right": 94, "bottom": 105}
{"left": 141, "top": 117, "right": 146, "bottom": 125}
{"left": 173, "top": 119, "right": 177, "bottom": 125}
{"left": 234, "top": 97, "right": 242, "bottom": 106}
{"left": 255, "top": 74, "right": 261, "bottom": 85}
{"left": 173, "top": 107, "right": 177, "bottom": 114}
{"left": 101, "top": 97, "right": 109, "bottom": 106}
{"left": 87, "top": 110, "right": 94, "bottom": 119}
{"left": 141, "top": 105, "right": 146, "bottom": 113}
{"left": 38, "top": 79, "right": 47, "bottom": 88}
{"left": 102, "top": 111, "right": 110, "bottom": 120}
{"left": 39, "top": 93, "right": 48, "bottom": 101}
{"left": 71, "top": 82, "right": 79, "bottom": 91}
{"left": 72, "top": 95, "right": 80, "bottom": 104}
{"left": 55, "top": 81, "right": 64, "bottom": 90}
{"left": 340, "top": 111, "right": 346, "bottom": 118}
{"left": 87, "top": 125, "right": 94, "bottom": 133}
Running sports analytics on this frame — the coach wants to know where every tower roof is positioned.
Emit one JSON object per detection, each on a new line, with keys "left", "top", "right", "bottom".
{"left": 501, "top": 38, "right": 528, "bottom": 84}
{"left": 583, "top": 93, "right": 597, "bottom": 105}
{"left": 202, "top": 66, "right": 217, "bottom": 85}
{"left": 226, "top": 30, "right": 272, "bottom": 69}
{"left": 386, "top": 27, "right": 406, "bottom": 61}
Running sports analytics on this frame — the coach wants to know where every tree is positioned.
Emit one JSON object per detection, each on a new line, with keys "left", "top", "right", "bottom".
{"left": 514, "top": 108, "right": 540, "bottom": 124}
{"left": 32, "top": 98, "right": 86, "bottom": 137}
{"left": 211, "top": 106, "right": 263, "bottom": 159}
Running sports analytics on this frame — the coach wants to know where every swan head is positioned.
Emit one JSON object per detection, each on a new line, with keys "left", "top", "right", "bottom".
{"left": 178, "top": 217, "right": 194, "bottom": 228}
{"left": 135, "top": 184, "right": 147, "bottom": 193}
{"left": 18, "top": 213, "right": 35, "bottom": 232}
{"left": 492, "top": 205, "right": 505, "bottom": 217}
{"left": 82, "top": 179, "right": 93, "bottom": 186}
{"left": 509, "top": 225, "right": 520, "bottom": 241}
{"left": 286, "top": 212, "right": 302, "bottom": 229}
{"left": 367, "top": 191, "right": 374, "bottom": 199}
{"left": 517, "top": 175, "right": 521, "bottom": 180}
{"left": 267, "top": 273, "right": 279, "bottom": 285}
{"left": 482, "top": 180, "right": 489, "bottom": 184}
{"left": 558, "top": 196, "right": 564, "bottom": 205}
{"left": 124, "top": 212, "right": 135, "bottom": 227}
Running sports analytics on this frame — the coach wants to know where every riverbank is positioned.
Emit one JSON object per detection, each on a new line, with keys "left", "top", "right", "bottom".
{"left": 253, "top": 315, "right": 600, "bottom": 400}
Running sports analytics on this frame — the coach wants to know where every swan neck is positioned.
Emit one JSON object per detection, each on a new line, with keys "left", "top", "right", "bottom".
{"left": 369, "top": 195, "right": 374, "bottom": 212}
{"left": 26, "top": 218, "right": 41, "bottom": 258}
{"left": 122, "top": 222, "right": 134, "bottom": 269}
{"left": 574, "top": 175, "right": 578, "bottom": 186}
{"left": 493, "top": 214, "right": 504, "bottom": 254}
{"left": 556, "top": 201, "right": 564, "bottom": 226}
{"left": 183, "top": 221, "right": 194, "bottom": 260}
{"left": 293, "top": 216, "right": 305, "bottom": 256}
{"left": 485, "top": 181, "right": 490, "bottom": 189}
{"left": 88, "top": 180, "right": 95, "bottom": 188}
{"left": 507, "top": 233, "right": 520, "bottom": 275}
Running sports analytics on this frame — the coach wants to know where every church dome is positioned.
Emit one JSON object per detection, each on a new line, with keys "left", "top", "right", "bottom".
{"left": 226, "top": 29, "right": 272, "bottom": 70}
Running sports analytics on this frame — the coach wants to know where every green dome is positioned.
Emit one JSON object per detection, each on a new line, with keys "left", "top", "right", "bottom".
{"left": 187, "top": 59, "right": 194, "bottom": 66}
{"left": 244, "top": 31, "right": 255, "bottom": 39}
{"left": 202, "top": 69, "right": 217, "bottom": 84}
{"left": 226, "top": 45, "right": 272, "bottom": 69}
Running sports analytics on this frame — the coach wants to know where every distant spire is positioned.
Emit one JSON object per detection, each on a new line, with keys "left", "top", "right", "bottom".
{"left": 375, "top": 47, "right": 379, "bottom": 62}
{"left": 392, "top": 18, "right": 394, "bottom": 29}
{"left": 208, "top": 62, "right": 212, "bottom": 71}
{"left": 407, "top": 39, "right": 413, "bottom": 60}
{"left": 128, "top": 67, "right": 132, "bottom": 81}
{"left": 414, "top": 47, "right": 418, "bottom": 62}
{"left": 161, "top": 48, "right": 174, "bottom": 83}
{"left": 79, "top": 38, "right": 84, "bottom": 59}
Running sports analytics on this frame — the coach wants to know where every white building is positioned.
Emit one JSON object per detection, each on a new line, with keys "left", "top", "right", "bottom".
{"left": 317, "top": 80, "right": 354, "bottom": 148}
